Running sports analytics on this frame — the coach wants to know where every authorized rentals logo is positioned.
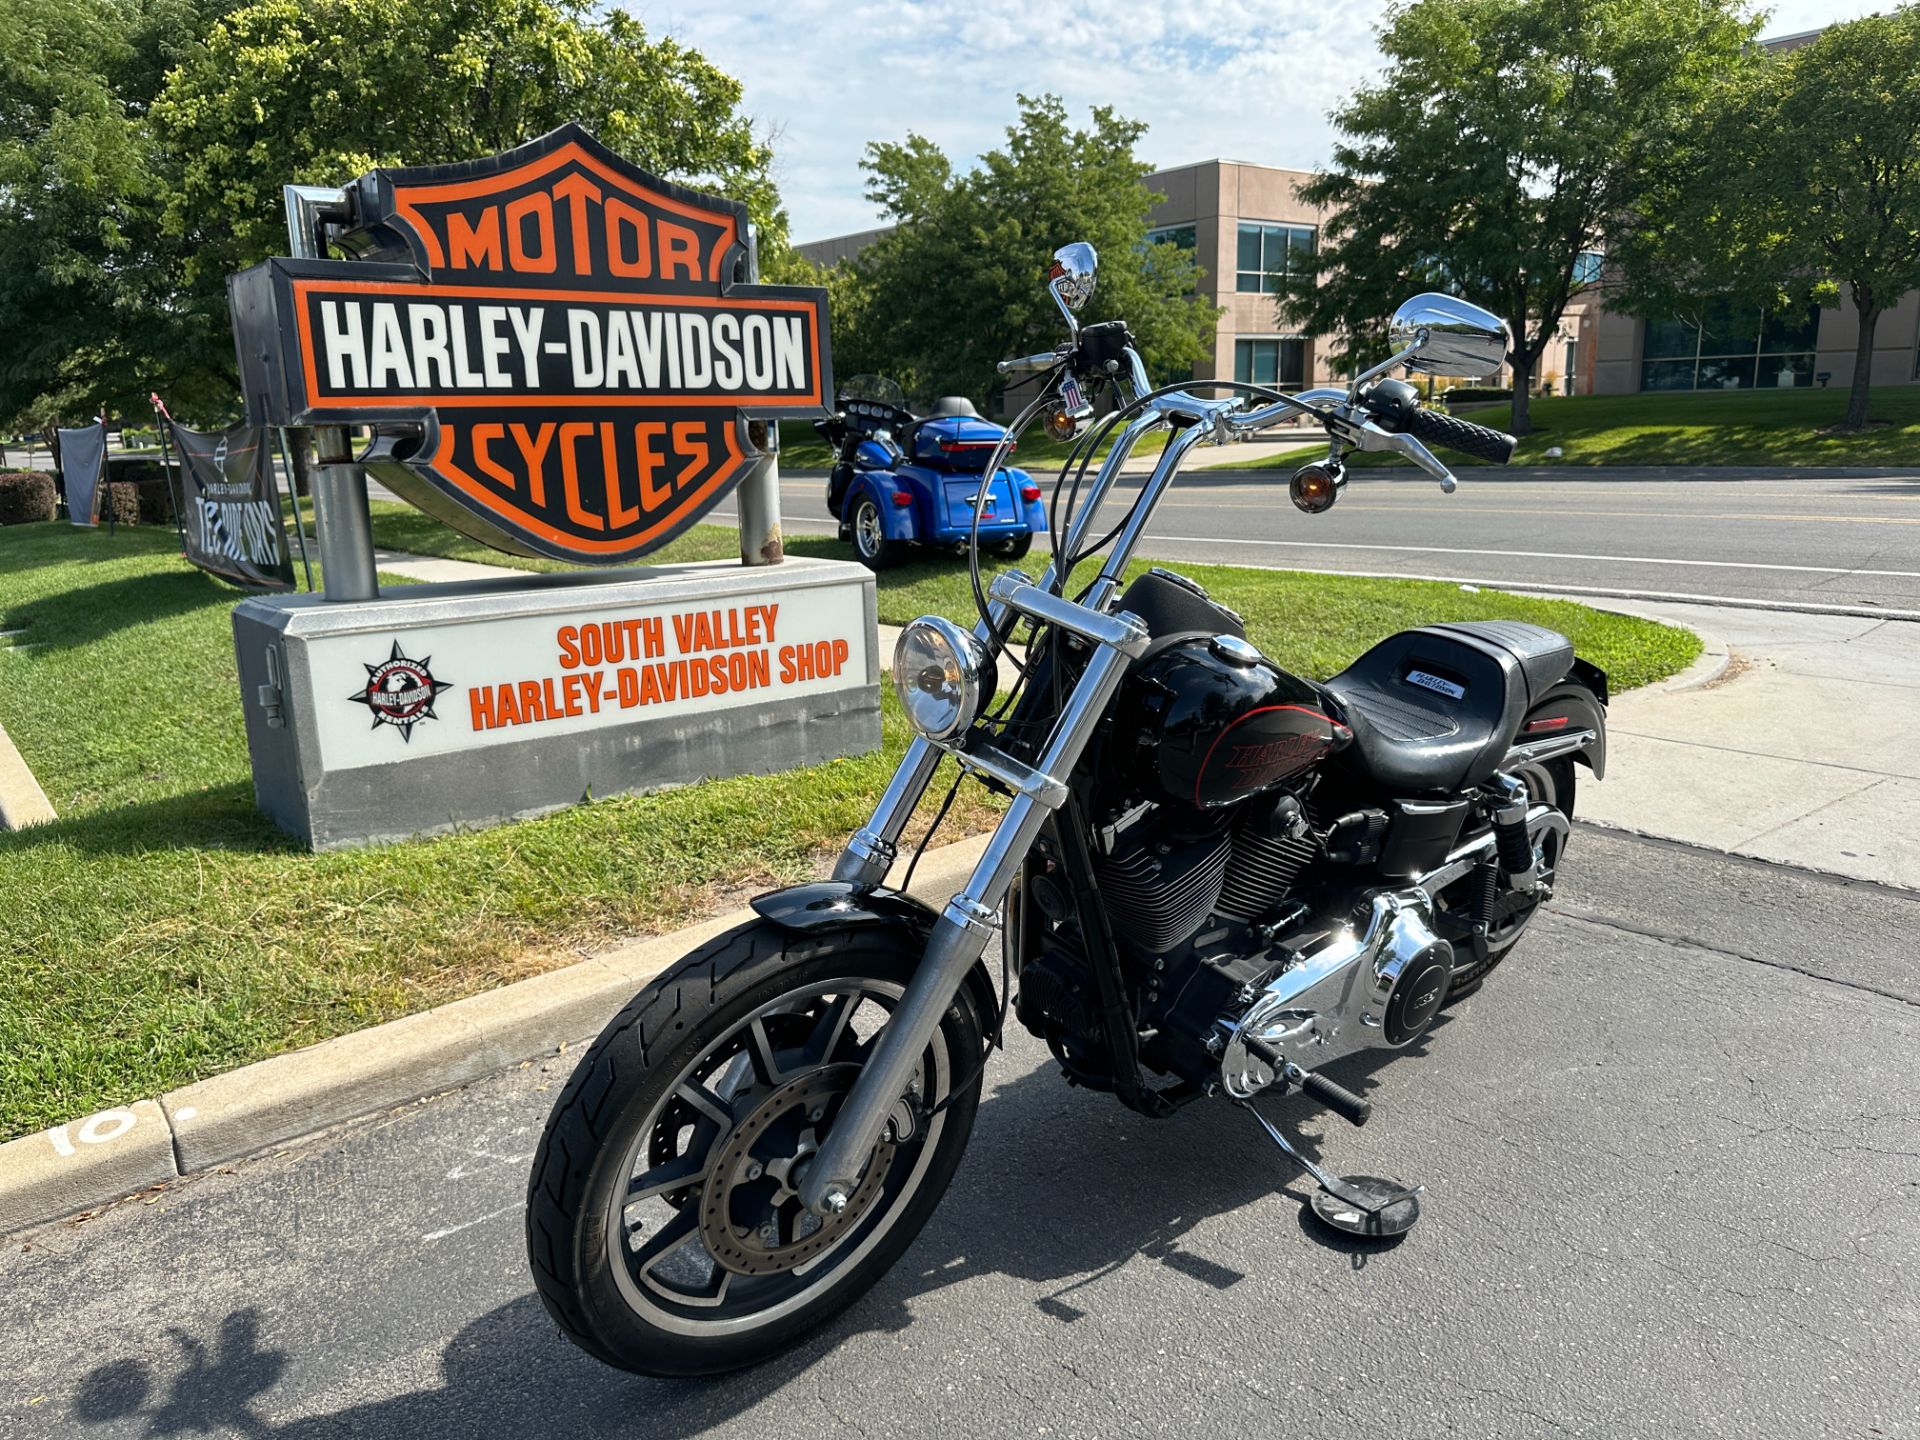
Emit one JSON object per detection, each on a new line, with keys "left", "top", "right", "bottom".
{"left": 350, "top": 640, "right": 455, "bottom": 741}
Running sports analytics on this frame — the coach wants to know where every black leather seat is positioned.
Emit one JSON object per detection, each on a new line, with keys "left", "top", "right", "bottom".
{"left": 1321, "top": 622, "right": 1574, "bottom": 794}
{"left": 924, "top": 395, "right": 983, "bottom": 419}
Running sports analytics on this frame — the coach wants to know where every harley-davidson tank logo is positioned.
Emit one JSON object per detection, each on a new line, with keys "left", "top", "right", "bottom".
{"left": 351, "top": 640, "right": 454, "bottom": 741}
{"left": 228, "top": 124, "right": 832, "bottom": 563}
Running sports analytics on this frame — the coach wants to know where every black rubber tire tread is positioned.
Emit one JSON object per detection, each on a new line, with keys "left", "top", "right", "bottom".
{"left": 1444, "top": 757, "right": 1575, "bottom": 1000}
{"left": 1404, "top": 408, "right": 1518, "bottom": 466}
{"left": 524, "top": 919, "right": 983, "bottom": 1376}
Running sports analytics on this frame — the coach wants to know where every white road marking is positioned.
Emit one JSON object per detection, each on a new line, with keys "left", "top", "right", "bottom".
{"left": 1141, "top": 534, "right": 1920, "bottom": 581}
{"left": 1166, "top": 560, "right": 1920, "bottom": 621}
{"left": 422, "top": 1200, "right": 521, "bottom": 1243}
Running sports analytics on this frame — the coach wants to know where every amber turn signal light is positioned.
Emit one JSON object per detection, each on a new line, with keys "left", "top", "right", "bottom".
{"left": 1289, "top": 460, "right": 1346, "bottom": 515}
{"left": 1043, "top": 402, "right": 1093, "bottom": 443}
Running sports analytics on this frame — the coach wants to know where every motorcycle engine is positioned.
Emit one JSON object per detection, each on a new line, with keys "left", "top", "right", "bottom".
{"left": 1017, "top": 783, "right": 1326, "bottom": 1090}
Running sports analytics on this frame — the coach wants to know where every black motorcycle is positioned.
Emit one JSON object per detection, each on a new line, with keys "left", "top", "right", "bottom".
{"left": 525, "top": 242, "right": 1607, "bottom": 1375}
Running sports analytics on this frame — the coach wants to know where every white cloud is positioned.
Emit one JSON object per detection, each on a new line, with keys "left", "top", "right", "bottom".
{"left": 640, "top": 0, "right": 1898, "bottom": 241}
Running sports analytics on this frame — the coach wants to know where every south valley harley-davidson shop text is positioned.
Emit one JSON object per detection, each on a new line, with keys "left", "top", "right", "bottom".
{"left": 467, "top": 605, "right": 852, "bottom": 732}
{"left": 304, "top": 585, "right": 869, "bottom": 775}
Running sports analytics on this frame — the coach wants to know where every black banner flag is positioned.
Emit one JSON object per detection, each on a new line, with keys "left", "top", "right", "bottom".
{"left": 166, "top": 421, "right": 295, "bottom": 591}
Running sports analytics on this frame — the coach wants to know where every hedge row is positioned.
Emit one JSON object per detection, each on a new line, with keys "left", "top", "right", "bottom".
{"left": 0, "top": 471, "right": 54, "bottom": 524}
{"left": 0, "top": 471, "right": 173, "bottom": 526}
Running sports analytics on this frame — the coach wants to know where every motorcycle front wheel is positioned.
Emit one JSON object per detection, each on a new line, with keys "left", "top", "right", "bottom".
{"left": 525, "top": 921, "right": 984, "bottom": 1376}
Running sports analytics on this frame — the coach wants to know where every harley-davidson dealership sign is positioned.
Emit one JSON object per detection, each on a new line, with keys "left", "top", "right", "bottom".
{"left": 229, "top": 124, "right": 832, "bottom": 563}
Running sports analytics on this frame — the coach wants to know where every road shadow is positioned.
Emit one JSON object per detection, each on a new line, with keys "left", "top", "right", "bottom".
{"left": 64, "top": 1034, "right": 1434, "bottom": 1437}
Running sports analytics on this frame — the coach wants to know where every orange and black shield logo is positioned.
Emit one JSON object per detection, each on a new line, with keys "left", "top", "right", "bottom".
{"left": 228, "top": 124, "right": 831, "bottom": 563}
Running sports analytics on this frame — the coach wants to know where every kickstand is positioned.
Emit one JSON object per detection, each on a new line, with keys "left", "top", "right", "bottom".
{"left": 1238, "top": 1101, "right": 1424, "bottom": 1239}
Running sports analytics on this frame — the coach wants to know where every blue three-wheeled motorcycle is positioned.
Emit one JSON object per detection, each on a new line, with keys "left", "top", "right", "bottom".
{"left": 816, "top": 375, "right": 1048, "bottom": 569}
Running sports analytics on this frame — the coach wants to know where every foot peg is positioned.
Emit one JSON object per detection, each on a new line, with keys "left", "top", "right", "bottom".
{"left": 1284, "top": 1061, "right": 1372, "bottom": 1127}
{"left": 1240, "top": 1092, "right": 1422, "bottom": 1240}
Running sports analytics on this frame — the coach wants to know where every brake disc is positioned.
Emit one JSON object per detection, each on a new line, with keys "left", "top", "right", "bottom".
{"left": 697, "top": 1064, "right": 894, "bottom": 1277}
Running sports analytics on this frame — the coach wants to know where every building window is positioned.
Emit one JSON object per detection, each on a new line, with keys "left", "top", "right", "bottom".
{"left": 1234, "top": 338, "right": 1307, "bottom": 389}
{"left": 1640, "top": 299, "right": 1819, "bottom": 391}
{"left": 1236, "top": 223, "right": 1315, "bottom": 294}
{"left": 1573, "top": 251, "right": 1604, "bottom": 287}
{"left": 1146, "top": 224, "right": 1196, "bottom": 252}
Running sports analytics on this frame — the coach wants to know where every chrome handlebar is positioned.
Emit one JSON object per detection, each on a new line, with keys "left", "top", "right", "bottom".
{"left": 996, "top": 348, "right": 1071, "bottom": 374}
{"left": 995, "top": 336, "right": 1462, "bottom": 493}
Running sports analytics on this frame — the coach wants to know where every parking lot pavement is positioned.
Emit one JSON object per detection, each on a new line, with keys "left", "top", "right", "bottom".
{"left": 4, "top": 827, "right": 1915, "bottom": 1438}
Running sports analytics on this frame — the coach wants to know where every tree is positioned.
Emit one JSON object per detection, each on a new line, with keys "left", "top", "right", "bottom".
{"left": 841, "top": 96, "right": 1218, "bottom": 403}
{"left": 1288, "top": 0, "right": 1759, "bottom": 435}
{"left": 0, "top": 0, "right": 793, "bottom": 429}
{"left": 0, "top": 0, "right": 232, "bottom": 428}
{"left": 1614, "top": 7, "right": 1920, "bottom": 431}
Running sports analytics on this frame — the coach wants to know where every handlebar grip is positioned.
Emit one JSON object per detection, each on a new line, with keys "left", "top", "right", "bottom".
{"left": 1401, "top": 407, "right": 1518, "bottom": 466}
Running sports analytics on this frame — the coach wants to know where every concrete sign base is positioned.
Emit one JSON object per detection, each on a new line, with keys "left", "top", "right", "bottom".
{"left": 232, "top": 556, "right": 879, "bottom": 850}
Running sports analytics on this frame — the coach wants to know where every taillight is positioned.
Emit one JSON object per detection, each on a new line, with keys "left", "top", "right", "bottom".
{"left": 1020, "top": 484, "right": 1041, "bottom": 502}
{"left": 891, "top": 490, "right": 913, "bottom": 507}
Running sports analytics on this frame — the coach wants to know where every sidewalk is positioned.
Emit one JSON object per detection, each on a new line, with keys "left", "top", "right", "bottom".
{"left": 1571, "top": 600, "right": 1920, "bottom": 890}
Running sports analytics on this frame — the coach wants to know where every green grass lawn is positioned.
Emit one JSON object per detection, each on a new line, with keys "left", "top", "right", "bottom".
{"left": 0, "top": 518, "right": 1694, "bottom": 1137}
{"left": 1205, "top": 385, "right": 1920, "bottom": 470}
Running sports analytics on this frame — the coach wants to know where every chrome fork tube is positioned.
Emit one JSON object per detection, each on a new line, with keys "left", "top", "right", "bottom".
{"left": 832, "top": 737, "right": 942, "bottom": 887}
{"left": 801, "top": 633, "right": 1143, "bottom": 1214}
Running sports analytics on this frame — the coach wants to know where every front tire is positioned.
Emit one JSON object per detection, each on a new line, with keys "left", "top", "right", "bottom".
{"left": 526, "top": 922, "right": 983, "bottom": 1376}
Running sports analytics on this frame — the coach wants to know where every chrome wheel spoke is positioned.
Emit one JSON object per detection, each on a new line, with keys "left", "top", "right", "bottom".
{"left": 626, "top": 1151, "right": 705, "bottom": 1206}
{"left": 745, "top": 1017, "right": 791, "bottom": 1086}
{"left": 804, "top": 991, "right": 861, "bottom": 1064}
{"left": 633, "top": 1206, "right": 700, "bottom": 1277}
{"left": 674, "top": 1079, "right": 735, "bottom": 1130}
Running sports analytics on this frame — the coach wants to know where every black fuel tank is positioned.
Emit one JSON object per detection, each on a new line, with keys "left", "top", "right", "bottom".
{"left": 1115, "top": 634, "right": 1346, "bottom": 810}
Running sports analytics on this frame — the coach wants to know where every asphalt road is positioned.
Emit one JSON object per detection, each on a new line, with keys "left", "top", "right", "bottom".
{"left": 733, "top": 467, "right": 1920, "bottom": 618}
{"left": 5, "top": 828, "right": 1916, "bottom": 1438}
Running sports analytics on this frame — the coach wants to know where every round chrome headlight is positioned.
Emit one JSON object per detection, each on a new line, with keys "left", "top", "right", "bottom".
{"left": 893, "top": 617, "right": 996, "bottom": 742}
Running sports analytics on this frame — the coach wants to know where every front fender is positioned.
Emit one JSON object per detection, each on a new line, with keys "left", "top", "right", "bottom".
{"left": 749, "top": 881, "right": 1001, "bottom": 1038}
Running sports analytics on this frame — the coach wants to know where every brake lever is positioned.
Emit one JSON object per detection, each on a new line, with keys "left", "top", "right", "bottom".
{"left": 1346, "top": 415, "right": 1459, "bottom": 494}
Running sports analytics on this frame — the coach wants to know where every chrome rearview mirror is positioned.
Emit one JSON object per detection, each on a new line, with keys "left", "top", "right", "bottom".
{"left": 1389, "top": 293, "right": 1509, "bottom": 379}
{"left": 1047, "top": 242, "right": 1098, "bottom": 334}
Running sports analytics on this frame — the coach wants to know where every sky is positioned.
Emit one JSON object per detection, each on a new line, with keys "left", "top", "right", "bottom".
{"left": 645, "top": 0, "right": 1895, "bottom": 243}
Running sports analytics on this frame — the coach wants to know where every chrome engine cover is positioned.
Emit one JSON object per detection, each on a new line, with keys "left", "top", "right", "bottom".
{"left": 1219, "top": 892, "right": 1453, "bottom": 1099}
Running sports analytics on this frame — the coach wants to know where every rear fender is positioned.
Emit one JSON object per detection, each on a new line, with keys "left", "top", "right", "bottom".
{"left": 848, "top": 477, "right": 918, "bottom": 541}
{"left": 749, "top": 882, "right": 1001, "bottom": 1041}
{"left": 1519, "top": 669, "right": 1608, "bottom": 779}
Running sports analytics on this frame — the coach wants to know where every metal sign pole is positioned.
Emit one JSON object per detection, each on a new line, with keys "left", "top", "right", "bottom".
{"left": 736, "top": 227, "right": 783, "bottom": 567}
{"left": 284, "top": 184, "right": 379, "bottom": 602}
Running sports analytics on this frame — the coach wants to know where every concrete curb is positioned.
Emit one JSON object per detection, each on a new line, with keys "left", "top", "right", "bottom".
{"left": 0, "top": 832, "right": 990, "bottom": 1238}
{"left": 1524, "top": 591, "right": 1731, "bottom": 695}
{"left": 0, "top": 718, "right": 57, "bottom": 830}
